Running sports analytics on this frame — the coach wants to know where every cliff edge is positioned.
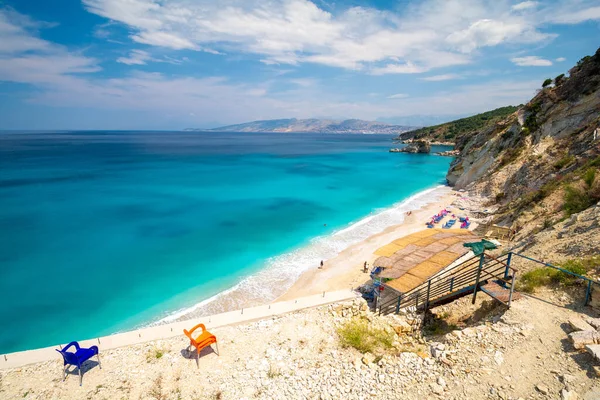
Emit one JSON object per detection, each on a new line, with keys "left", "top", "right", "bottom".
{"left": 446, "top": 47, "right": 600, "bottom": 240}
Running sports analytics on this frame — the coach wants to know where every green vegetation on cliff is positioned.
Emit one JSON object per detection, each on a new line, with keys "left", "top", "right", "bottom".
{"left": 517, "top": 256, "right": 600, "bottom": 293}
{"left": 446, "top": 47, "right": 600, "bottom": 238}
{"left": 399, "top": 106, "right": 518, "bottom": 143}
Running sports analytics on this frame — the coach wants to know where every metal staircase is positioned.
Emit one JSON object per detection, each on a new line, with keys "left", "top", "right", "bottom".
{"left": 377, "top": 252, "right": 518, "bottom": 316}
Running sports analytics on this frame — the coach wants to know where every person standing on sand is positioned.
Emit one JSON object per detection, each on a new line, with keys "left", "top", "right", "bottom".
{"left": 319, "top": 260, "right": 324, "bottom": 269}
{"left": 363, "top": 261, "right": 368, "bottom": 273}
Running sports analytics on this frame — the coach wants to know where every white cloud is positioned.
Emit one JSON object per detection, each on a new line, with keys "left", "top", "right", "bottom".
{"left": 289, "top": 78, "right": 317, "bottom": 87}
{"left": 117, "top": 49, "right": 152, "bottom": 65}
{"left": 1, "top": 2, "right": 597, "bottom": 127}
{"left": 387, "top": 93, "right": 408, "bottom": 99}
{"left": 555, "top": 57, "right": 566, "bottom": 62}
{"left": 547, "top": 6, "right": 600, "bottom": 24}
{"left": 512, "top": 1, "right": 538, "bottom": 11}
{"left": 510, "top": 55, "right": 552, "bottom": 66}
{"left": 79, "top": 0, "right": 565, "bottom": 74}
{"left": 0, "top": 8, "right": 99, "bottom": 85}
{"left": 370, "top": 62, "right": 428, "bottom": 75}
{"left": 420, "top": 73, "right": 462, "bottom": 81}
{"left": 131, "top": 31, "right": 198, "bottom": 50}
{"left": 446, "top": 19, "right": 553, "bottom": 53}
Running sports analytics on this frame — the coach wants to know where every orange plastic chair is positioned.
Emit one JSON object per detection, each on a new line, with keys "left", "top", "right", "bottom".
{"left": 183, "top": 324, "right": 219, "bottom": 367}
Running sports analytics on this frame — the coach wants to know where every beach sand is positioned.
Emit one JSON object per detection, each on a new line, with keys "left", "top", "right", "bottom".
{"left": 278, "top": 186, "right": 459, "bottom": 301}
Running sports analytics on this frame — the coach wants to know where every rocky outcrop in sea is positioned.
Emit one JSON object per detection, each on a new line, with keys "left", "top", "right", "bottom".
{"left": 390, "top": 140, "right": 431, "bottom": 154}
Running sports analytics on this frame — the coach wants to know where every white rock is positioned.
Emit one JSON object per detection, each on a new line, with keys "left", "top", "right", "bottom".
{"left": 568, "top": 318, "right": 595, "bottom": 332}
{"left": 569, "top": 331, "right": 600, "bottom": 350}
{"left": 536, "top": 383, "right": 549, "bottom": 395}
{"left": 560, "top": 388, "right": 579, "bottom": 400}
{"left": 494, "top": 351, "right": 504, "bottom": 366}
{"left": 430, "top": 383, "right": 444, "bottom": 395}
{"left": 362, "top": 353, "right": 376, "bottom": 365}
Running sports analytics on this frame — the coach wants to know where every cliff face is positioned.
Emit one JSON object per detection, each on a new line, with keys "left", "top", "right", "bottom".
{"left": 447, "top": 47, "right": 600, "bottom": 238}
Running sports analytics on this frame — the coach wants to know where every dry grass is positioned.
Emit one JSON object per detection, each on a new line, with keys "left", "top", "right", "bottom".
{"left": 146, "top": 346, "right": 167, "bottom": 363}
{"left": 148, "top": 374, "right": 166, "bottom": 400}
{"left": 337, "top": 317, "right": 395, "bottom": 355}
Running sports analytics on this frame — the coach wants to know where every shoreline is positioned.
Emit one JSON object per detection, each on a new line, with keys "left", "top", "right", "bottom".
{"left": 154, "top": 185, "right": 455, "bottom": 325}
{"left": 0, "top": 185, "right": 480, "bottom": 361}
{"left": 277, "top": 185, "right": 457, "bottom": 301}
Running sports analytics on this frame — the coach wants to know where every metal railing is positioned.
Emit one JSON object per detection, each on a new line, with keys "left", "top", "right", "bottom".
{"left": 378, "top": 252, "right": 518, "bottom": 316}
{"left": 378, "top": 249, "right": 600, "bottom": 316}
{"left": 509, "top": 252, "right": 600, "bottom": 306}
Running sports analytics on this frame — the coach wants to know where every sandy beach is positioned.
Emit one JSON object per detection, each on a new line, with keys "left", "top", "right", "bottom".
{"left": 278, "top": 185, "right": 458, "bottom": 301}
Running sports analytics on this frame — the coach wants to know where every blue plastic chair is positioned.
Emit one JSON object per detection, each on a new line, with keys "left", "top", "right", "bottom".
{"left": 56, "top": 341, "right": 101, "bottom": 386}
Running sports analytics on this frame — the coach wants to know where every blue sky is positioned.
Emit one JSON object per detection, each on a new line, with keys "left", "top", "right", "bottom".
{"left": 0, "top": 0, "right": 598, "bottom": 130}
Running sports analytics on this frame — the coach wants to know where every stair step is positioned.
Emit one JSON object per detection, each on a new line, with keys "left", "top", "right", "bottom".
{"left": 480, "top": 282, "right": 522, "bottom": 303}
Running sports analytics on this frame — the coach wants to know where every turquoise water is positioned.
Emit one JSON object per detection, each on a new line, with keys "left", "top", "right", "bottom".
{"left": 0, "top": 132, "right": 451, "bottom": 353}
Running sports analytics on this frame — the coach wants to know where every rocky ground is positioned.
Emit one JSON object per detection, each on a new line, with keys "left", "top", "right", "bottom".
{"left": 2, "top": 288, "right": 600, "bottom": 400}
{"left": 514, "top": 201, "right": 600, "bottom": 263}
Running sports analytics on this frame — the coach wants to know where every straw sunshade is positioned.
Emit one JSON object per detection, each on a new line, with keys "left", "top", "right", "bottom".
{"left": 387, "top": 273, "right": 424, "bottom": 293}
{"left": 428, "top": 251, "right": 461, "bottom": 266}
{"left": 374, "top": 243, "right": 403, "bottom": 257}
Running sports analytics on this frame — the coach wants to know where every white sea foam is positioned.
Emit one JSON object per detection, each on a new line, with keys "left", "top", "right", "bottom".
{"left": 154, "top": 185, "right": 450, "bottom": 324}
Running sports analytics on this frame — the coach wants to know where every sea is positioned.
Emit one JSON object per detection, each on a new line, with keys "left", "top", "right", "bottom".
{"left": 0, "top": 131, "right": 452, "bottom": 353}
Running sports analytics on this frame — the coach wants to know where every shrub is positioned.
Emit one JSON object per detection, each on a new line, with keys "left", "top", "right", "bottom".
{"left": 563, "top": 185, "right": 592, "bottom": 216}
{"left": 146, "top": 347, "right": 165, "bottom": 363}
{"left": 555, "top": 73, "right": 566, "bottom": 86}
{"left": 576, "top": 56, "right": 591, "bottom": 69}
{"left": 499, "top": 146, "right": 524, "bottom": 168}
{"left": 542, "top": 78, "right": 553, "bottom": 88}
{"left": 517, "top": 261, "right": 589, "bottom": 293}
{"left": 337, "top": 317, "right": 394, "bottom": 354}
{"left": 562, "top": 167, "right": 600, "bottom": 216}
{"left": 267, "top": 364, "right": 281, "bottom": 378}
{"left": 423, "top": 313, "right": 458, "bottom": 336}
{"left": 583, "top": 168, "right": 597, "bottom": 188}
{"left": 554, "top": 154, "right": 575, "bottom": 170}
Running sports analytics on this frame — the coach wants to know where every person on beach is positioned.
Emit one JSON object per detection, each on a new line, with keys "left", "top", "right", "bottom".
{"left": 363, "top": 261, "right": 368, "bottom": 273}
{"left": 319, "top": 260, "right": 324, "bottom": 269}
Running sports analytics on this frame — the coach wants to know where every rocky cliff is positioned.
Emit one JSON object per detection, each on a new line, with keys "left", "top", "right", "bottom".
{"left": 446, "top": 47, "right": 600, "bottom": 240}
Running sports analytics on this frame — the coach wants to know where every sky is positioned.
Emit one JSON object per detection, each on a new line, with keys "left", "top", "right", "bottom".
{"left": 0, "top": 0, "right": 598, "bottom": 130}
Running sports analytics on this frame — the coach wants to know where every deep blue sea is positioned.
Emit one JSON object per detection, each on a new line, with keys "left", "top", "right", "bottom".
{"left": 0, "top": 131, "right": 451, "bottom": 353}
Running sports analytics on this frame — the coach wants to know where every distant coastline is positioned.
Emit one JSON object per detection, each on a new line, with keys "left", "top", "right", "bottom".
{"left": 186, "top": 118, "right": 417, "bottom": 134}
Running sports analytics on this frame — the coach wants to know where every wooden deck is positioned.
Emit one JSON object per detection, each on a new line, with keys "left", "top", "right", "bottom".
{"left": 373, "top": 229, "right": 477, "bottom": 293}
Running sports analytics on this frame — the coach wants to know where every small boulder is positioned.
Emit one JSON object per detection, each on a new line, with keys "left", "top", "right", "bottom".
{"left": 536, "top": 383, "right": 549, "bottom": 395}
{"left": 586, "top": 318, "right": 600, "bottom": 330}
{"left": 568, "top": 330, "right": 600, "bottom": 350}
{"left": 585, "top": 344, "right": 600, "bottom": 362}
{"left": 392, "top": 318, "right": 412, "bottom": 335}
{"left": 560, "top": 388, "right": 579, "bottom": 400}
{"left": 430, "top": 382, "right": 444, "bottom": 395}
{"left": 568, "top": 318, "right": 595, "bottom": 332}
{"left": 362, "top": 352, "right": 376, "bottom": 365}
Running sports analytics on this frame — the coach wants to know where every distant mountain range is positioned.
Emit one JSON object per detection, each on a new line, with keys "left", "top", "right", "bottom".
{"left": 186, "top": 118, "right": 416, "bottom": 134}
